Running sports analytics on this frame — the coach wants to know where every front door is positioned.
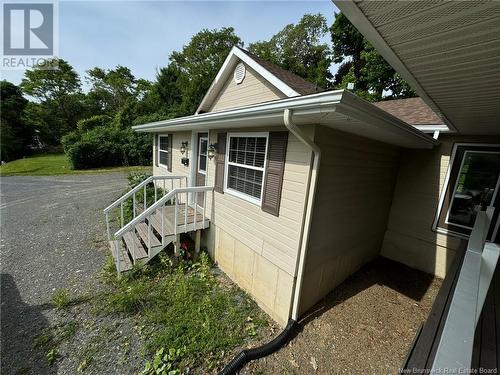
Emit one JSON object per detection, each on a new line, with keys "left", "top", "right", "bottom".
{"left": 195, "top": 133, "right": 208, "bottom": 207}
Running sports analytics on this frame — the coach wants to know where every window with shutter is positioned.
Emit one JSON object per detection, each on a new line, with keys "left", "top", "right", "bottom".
{"left": 262, "top": 132, "right": 288, "bottom": 216}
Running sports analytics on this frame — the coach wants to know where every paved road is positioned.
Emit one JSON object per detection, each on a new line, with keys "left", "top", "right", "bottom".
{"left": 0, "top": 173, "right": 128, "bottom": 375}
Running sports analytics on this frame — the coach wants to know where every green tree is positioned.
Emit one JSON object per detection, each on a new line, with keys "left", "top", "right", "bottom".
{"left": 169, "top": 27, "right": 243, "bottom": 115}
{"left": 249, "top": 14, "right": 332, "bottom": 89}
{"left": 20, "top": 59, "right": 84, "bottom": 144}
{"left": 85, "top": 66, "right": 151, "bottom": 114}
{"left": 0, "top": 81, "right": 33, "bottom": 161}
{"left": 330, "top": 13, "right": 415, "bottom": 101}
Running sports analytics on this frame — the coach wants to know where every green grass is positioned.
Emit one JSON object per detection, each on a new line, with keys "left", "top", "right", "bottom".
{"left": 52, "top": 288, "right": 70, "bottom": 309}
{"left": 0, "top": 153, "right": 151, "bottom": 176}
{"left": 99, "top": 253, "right": 269, "bottom": 373}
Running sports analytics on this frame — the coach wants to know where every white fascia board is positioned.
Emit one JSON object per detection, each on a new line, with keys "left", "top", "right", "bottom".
{"left": 232, "top": 47, "right": 299, "bottom": 97}
{"left": 135, "top": 90, "right": 345, "bottom": 132}
{"left": 334, "top": 1, "right": 458, "bottom": 133}
{"left": 337, "top": 91, "right": 439, "bottom": 148}
{"left": 133, "top": 88, "right": 437, "bottom": 149}
{"left": 413, "top": 124, "right": 451, "bottom": 133}
{"left": 195, "top": 46, "right": 300, "bottom": 114}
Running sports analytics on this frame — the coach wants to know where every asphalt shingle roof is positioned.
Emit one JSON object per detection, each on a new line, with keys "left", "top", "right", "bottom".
{"left": 374, "top": 97, "right": 445, "bottom": 126}
{"left": 237, "top": 47, "right": 320, "bottom": 96}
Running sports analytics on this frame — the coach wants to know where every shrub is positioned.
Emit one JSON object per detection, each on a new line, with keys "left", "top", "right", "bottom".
{"left": 62, "top": 126, "right": 152, "bottom": 169}
{"left": 76, "top": 115, "right": 112, "bottom": 132}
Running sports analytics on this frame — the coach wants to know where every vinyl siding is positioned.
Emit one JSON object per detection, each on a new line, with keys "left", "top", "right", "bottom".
{"left": 381, "top": 135, "right": 500, "bottom": 278}
{"left": 209, "top": 63, "right": 285, "bottom": 112}
{"left": 205, "top": 127, "right": 312, "bottom": 276}
{"left": 299, "top": 127, "right": 400, "bottom": 315}
{"left": 153, "top": 131, "right": 191, "bottom": 188}
{"left": 200, "top": 127, "right": 313, "bottom": 325}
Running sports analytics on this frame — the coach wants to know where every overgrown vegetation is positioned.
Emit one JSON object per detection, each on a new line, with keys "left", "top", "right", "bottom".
{"left": 99, "top": 252, "right": 269, "bottom": 373}
{"left": 37, "top": 246, "right": 270, "bottom": 373}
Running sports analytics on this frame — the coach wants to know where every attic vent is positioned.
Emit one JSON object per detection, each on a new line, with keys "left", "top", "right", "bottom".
{"left": 234, "top": 63, "right": 246, "bottom": 84}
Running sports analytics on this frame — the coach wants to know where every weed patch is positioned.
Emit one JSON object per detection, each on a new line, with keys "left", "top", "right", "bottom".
{"left": 98, "top": 252, "right": 270, "bottom": 372}
{"left": 52, "top": 289, "right": 70, "bottom": 309}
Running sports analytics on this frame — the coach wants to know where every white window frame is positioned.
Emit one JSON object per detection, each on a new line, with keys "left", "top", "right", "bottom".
{"left": 197, "top": 136, "right": 208, "bottom": 175}
{"left": 433, "top": 143, "right": 500, "bottom": 239}
{"left": 224, "top": 132, "right": 268, "bottom": 206}
{"left": 158, "top": 134, "right": 170, "bottom": 170}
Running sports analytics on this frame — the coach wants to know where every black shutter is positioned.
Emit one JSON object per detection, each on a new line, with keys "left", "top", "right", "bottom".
{"left": 262, "top": 132, "right": 288, "bottom": 216}
{"left": 167, "top": 134, "right": 172, "bottom": 172}
{"left": 214, "top": 132, "right": 227, "bottom": 193}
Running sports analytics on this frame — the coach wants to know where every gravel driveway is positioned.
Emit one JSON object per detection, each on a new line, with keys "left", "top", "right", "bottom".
{"left": 1, "top": 173, "right": 129, "bottom": 375}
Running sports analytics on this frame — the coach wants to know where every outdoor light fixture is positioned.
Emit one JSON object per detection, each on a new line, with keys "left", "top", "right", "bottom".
{"left": 180, "top": 141, "right": 188, "bottom": 155}
{"left": 208, "top": 143, "right": 217, "bottom": 160}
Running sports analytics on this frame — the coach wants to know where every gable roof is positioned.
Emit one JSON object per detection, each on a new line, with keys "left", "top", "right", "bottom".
{"left": 374, "top": 97, "right": 446, "bottom": 127}
{"left": 236, "top": 48, "right": 319, "bottom": 96}
{"left": 196, "top": 46, "right": 319, "bottom": 114}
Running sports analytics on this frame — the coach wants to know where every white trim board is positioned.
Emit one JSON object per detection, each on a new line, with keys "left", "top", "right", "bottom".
{"left": 133, "top": 90, "right": 438, "bottom": 150}
{"left": 195, "top": 46, "right": 299, "bottom": 114}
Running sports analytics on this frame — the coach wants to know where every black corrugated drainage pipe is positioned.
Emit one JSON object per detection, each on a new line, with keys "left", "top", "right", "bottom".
{"left": 217, "top": 319, "right": 298, "bottom": 375}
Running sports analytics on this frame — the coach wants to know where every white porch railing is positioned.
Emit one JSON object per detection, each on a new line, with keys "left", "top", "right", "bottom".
{"left": 112, "top": 185, "right": 213, "bottom": 273}
{"left": 103, "top": 175, "right": 187, "bottom": 240}
{"left": 431, "top": 206, "right": 500, "bottom": 373}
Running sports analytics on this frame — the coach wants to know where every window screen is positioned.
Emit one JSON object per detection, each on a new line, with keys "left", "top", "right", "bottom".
{"left": 226, "top": 135, "right": 267, "bottom": 203}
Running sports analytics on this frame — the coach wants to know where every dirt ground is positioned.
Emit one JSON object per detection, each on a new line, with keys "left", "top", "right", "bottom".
{"left": 243, "top": 257, "right": 442, "bottom": 375}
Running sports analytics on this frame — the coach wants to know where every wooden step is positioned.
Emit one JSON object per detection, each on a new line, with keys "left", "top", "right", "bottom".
{"left": 135, "top": 222, "right": 161, "bottom": 247}
{"left": 109, "top": 241, "right": 133, "bottom": 272}
{"left": 123, "top": 232, "right": 148, "bottom": 261}
{"left": 148, "top": 212, "right": 175, "bottom": 237}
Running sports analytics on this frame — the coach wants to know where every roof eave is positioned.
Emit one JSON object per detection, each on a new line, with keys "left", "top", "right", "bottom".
{"left": 133, "top": 89, "right": 438, "bottom": 149}
{"left": 334, "top": 1, "right": 458, "bottom": 133}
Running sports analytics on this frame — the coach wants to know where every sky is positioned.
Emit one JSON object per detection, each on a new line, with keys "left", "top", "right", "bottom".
{"left": 1, "top": 0, "right": 339, "bottom": 88}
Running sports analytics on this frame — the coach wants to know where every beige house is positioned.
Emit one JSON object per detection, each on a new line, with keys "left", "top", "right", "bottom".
{"left": 103, "top": 2, "right": 500, "bottom": 373}
{"left": 109, "top": 37, "right": 500, "bottom": 362}
{"left": 106, "top": 45, "right": 466, "bottom": 327}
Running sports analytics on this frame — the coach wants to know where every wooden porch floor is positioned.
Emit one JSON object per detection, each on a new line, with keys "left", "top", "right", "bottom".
{"left": 402, "top": 240, "right": 500, "bottom": 372}
{"left": 111, "top": 203, "right": 208, "bottom": 272}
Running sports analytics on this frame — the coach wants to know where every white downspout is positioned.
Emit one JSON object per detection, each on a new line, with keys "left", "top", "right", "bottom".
{"left": 283, "top": 108, "right": 321, "bottom": 320}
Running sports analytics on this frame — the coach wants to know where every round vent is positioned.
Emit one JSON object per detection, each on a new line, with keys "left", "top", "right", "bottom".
{"left": 233, "top": 62, "right": 246, "bottom": 84}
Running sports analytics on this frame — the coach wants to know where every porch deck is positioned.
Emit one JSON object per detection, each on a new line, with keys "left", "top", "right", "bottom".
{"left": 402, "top": 240, "right": 500, "bottom": 372}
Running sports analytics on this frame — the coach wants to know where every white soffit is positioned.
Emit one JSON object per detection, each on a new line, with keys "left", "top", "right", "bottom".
{"left": 335, "top": 1, "right": 500, "bottom": 135}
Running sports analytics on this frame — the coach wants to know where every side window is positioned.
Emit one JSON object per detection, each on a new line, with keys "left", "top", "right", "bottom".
{"left": 158, "top": 135, "right": 169, "bottom": 169}
{"left": 435, "top": 144, "right": 500, "bottom": 238}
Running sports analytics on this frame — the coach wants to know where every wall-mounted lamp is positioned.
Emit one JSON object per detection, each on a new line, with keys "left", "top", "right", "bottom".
{"left": 208, "top": 143, "right": 217, "bottom": 160}
{"left": 180, "top": 141, "right": 188, "bottom": 155}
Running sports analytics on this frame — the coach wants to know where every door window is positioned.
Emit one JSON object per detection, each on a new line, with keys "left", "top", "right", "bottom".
{"left": 198, "top": 137, "right": 208, "bottom": 174}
